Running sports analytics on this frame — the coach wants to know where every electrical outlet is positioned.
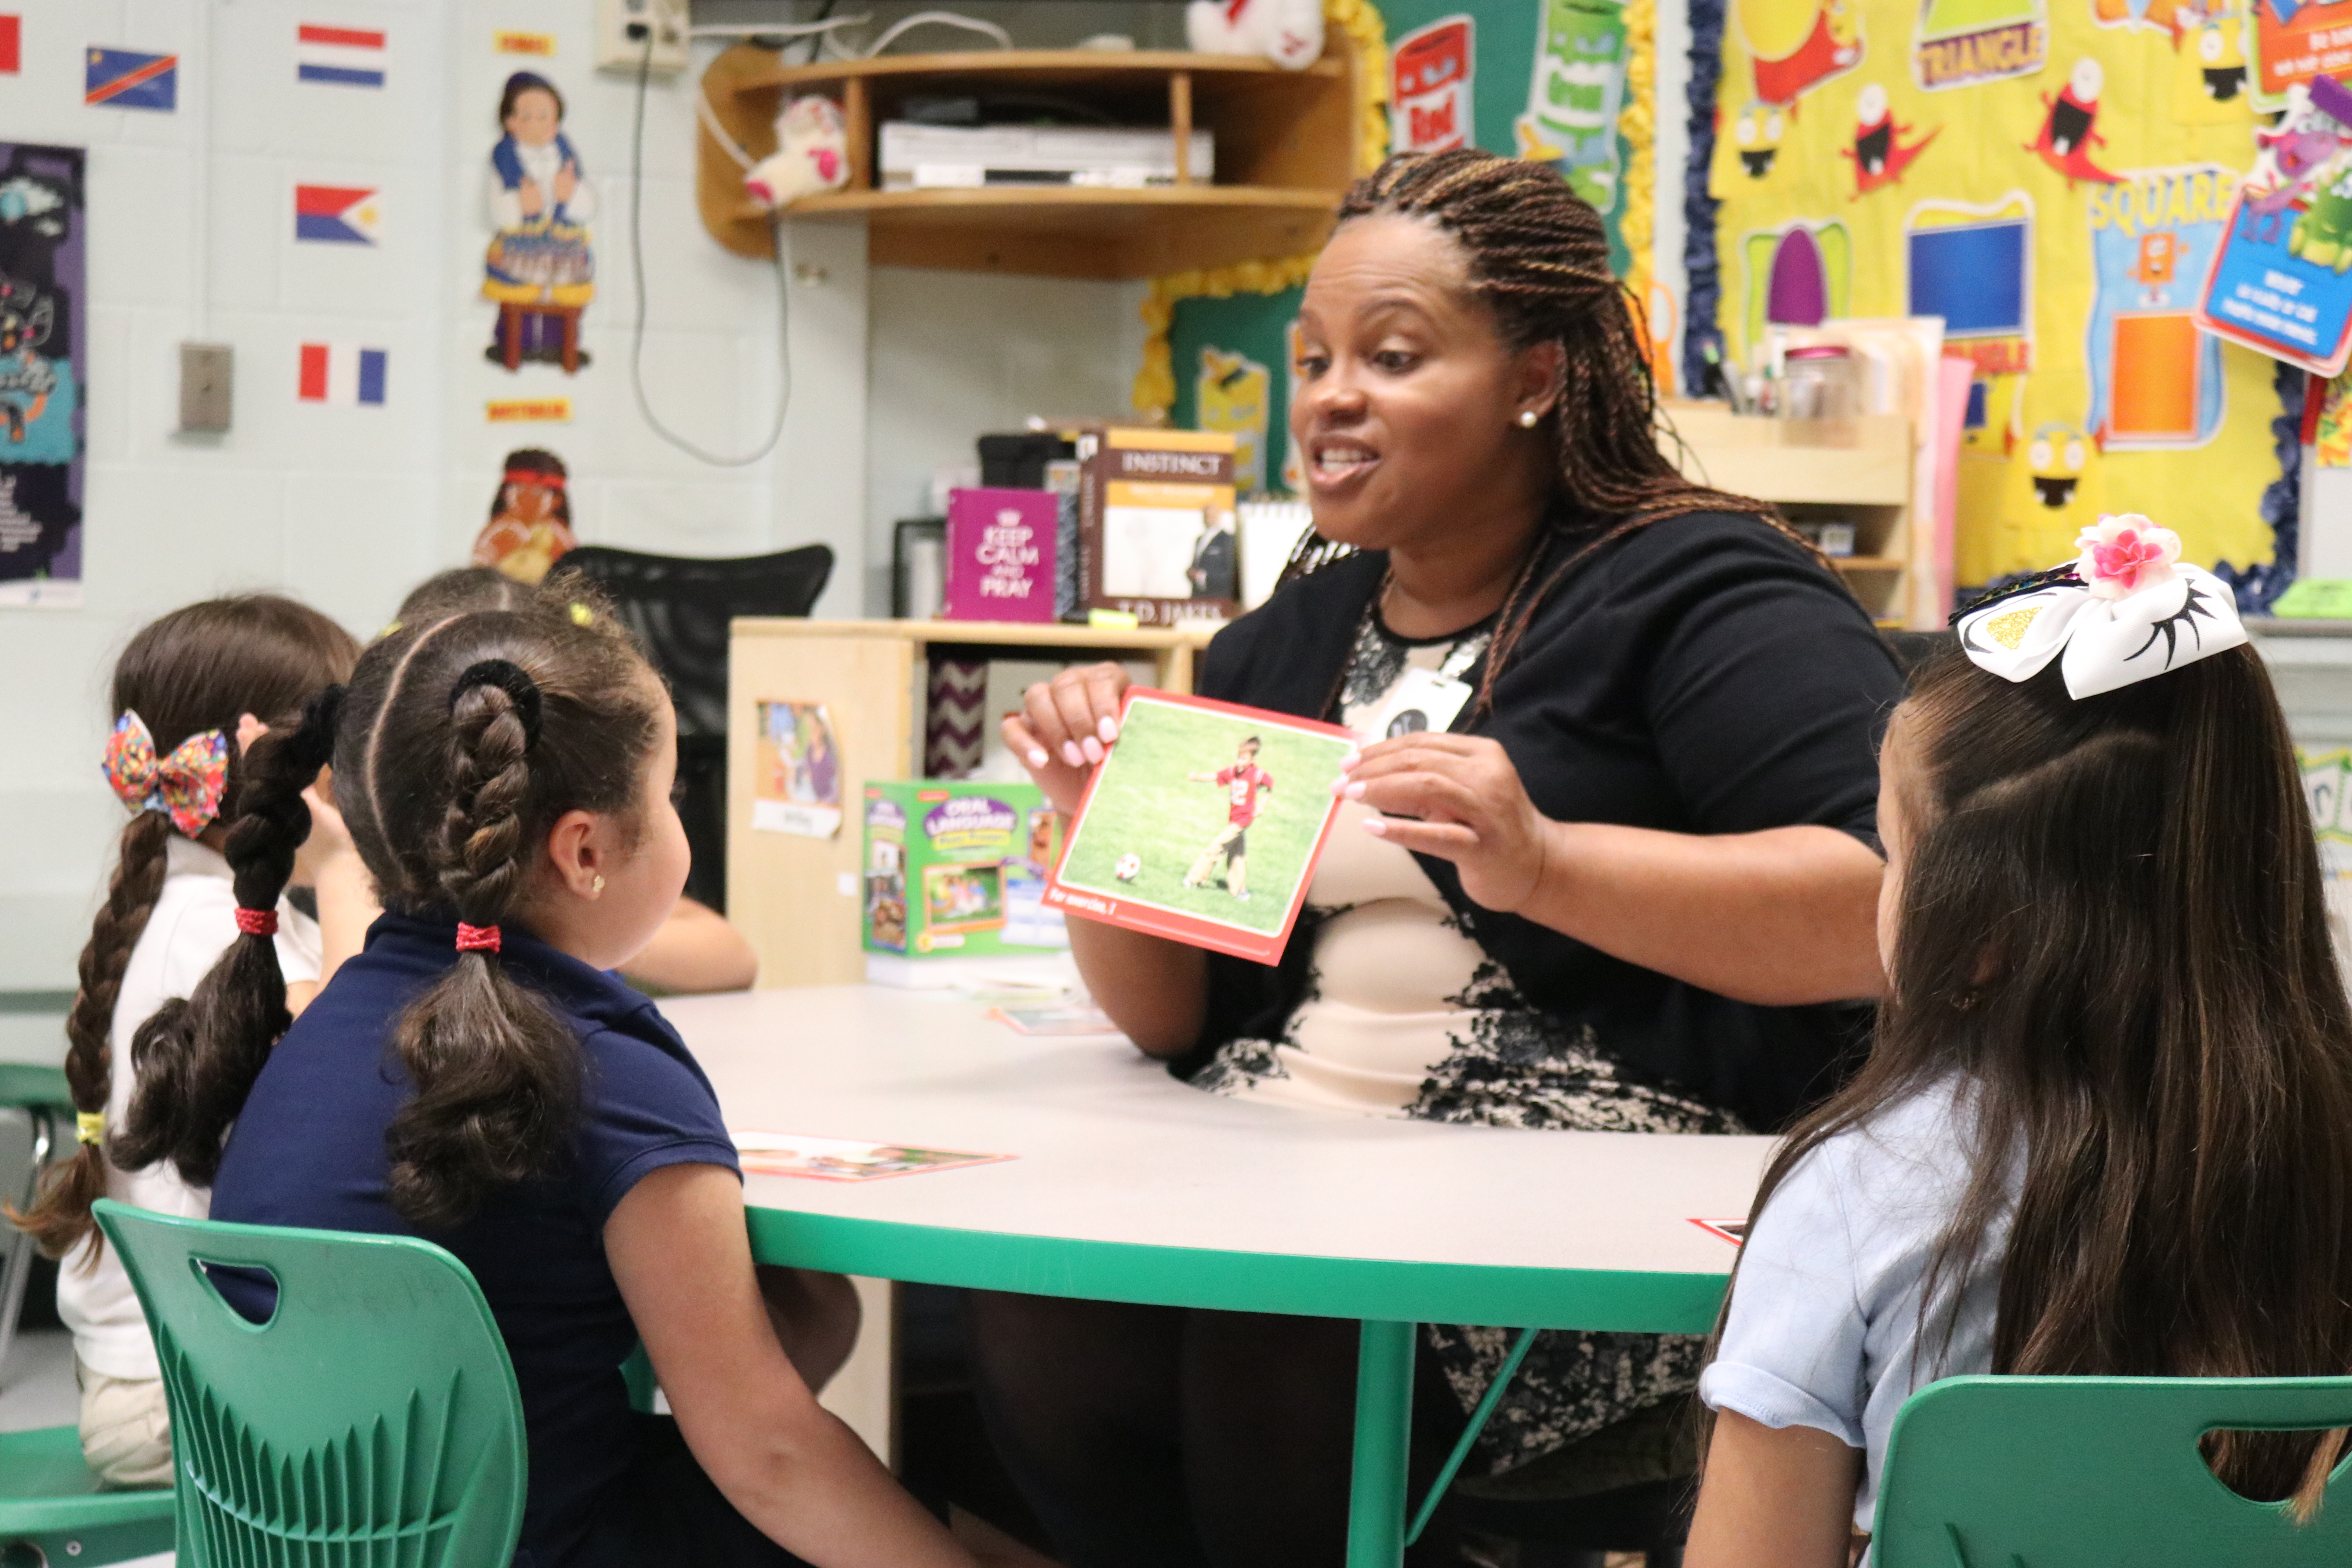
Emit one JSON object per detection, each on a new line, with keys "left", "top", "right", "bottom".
{"left": 178, "top": 342, "right": 232, "bottom": 433}
{"left": 595, "top": 0, "right": 690, "bottom": 76}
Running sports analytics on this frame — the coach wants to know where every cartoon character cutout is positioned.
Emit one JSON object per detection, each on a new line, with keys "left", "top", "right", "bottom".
{"left": 1843, "top": 84, "right": 1938, "bottom": 196}
{"left": 1737, "top": 0, "right": 1863, "bottom": 107}
{"left": 482, "top": 72, "right": 597, "bottom": 372}
{"left": 2189, "top": 5, "right": 2248, "bottom": 99}
{"left": 2027, "top": 422, "right": 2095, "bottom": 508}
{"left": 1391, "top": 16, "right": 1475, "bottom": 154}
{"left": 1514, "top": 0, "right": 1630, "bottom": 212}
{"left": 1197, "top": 347, "right": 1271, "bottom": 494}
{"left": 2094, "top": 0, "right": 2188, "bottom": 36}
{"left": 0, "top": 272, "right": 76, "bottom": 465}
{"left": 1732, "top": 101, "right": 1786, "bottom": 177}
{"left": 472, "top": 448, "right": 579, "bottom": 584}
{"left": 2028, "top": 60, "right": 2123, "bottom": 184}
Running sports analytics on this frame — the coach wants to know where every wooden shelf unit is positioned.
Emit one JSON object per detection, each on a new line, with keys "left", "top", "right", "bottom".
{"left": 1657, "top": 402, "right": 1921, "bottom": 626}
{"left": 697, "top": 45, "right": 1356, "bottom": 277}
{"left": 728, "top": 618, "right": 1219, "bottom": 989}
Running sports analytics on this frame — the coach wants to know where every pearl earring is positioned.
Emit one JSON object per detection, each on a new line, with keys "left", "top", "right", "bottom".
{"left": 1517, "top": 410, "right": 1540, "bottom": 428}
{"left": 591, "top": 874, "right": 605, "bottom": 894}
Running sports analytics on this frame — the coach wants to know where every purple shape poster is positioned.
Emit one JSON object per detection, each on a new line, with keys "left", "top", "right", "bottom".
{"left": 0, "top": 144, "right": 85, "bottom": 609}
{"left": 945, "top": 487, "right": 1060, "bottom": 622}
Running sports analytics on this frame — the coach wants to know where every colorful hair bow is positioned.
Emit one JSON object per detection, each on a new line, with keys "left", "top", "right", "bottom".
{"left": 1953, "top": 515, "right": 2248, "bottom": 699}
{"left": 102, "top": 710, "right": 231, "bottom": 836}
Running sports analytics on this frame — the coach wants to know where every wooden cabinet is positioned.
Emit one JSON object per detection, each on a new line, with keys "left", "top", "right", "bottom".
{"left": 728, "top": 619, "right": 1218, "bottom": 989}
{"left": 696, "top": 44, "right": 1357, "bottom": 278}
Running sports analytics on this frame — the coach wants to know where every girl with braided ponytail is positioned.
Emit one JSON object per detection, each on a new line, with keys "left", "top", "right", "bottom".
{"left": 979, "top": 149, "right": 1905, "bottom": 1565}
{"left": 204, "top": 584, "right": 976, "bottom": 1568}
{"left": 5, "top": 595, "right": 361, "bottom": 1489}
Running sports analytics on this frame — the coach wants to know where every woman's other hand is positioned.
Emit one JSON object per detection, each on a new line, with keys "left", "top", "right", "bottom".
{"left": 1002, "top": 662, "right": 1131, "bottom": 817}
{"left": 1338, "top": 733, "right": 1549, "bottom": 913}
{"left": 517, "top": 176, "right": 546, "bottom": 217}
{"left": 554, "top": 159, "right": 579, "bottom": 205}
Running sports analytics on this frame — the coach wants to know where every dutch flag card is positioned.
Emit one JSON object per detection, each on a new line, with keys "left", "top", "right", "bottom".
{"left": 298, "top": 343, "right": 387, "bottom": 406}
{"left": 296, "top": 24, "right": 385, "bottom": 88}
{"left": 294, "top": 184, "right": 381, "bottom": 245}
{"left": 86, "top": 47, "right": 178, "bottom": 111}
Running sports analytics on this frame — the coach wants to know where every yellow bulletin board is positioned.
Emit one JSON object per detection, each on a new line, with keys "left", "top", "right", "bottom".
{"left": 1708, "top": 0, "right": 2288, "bottom": 586}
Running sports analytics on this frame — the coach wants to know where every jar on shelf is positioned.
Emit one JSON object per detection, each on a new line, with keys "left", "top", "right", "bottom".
{"left": 1781, "top": 345, "right": 1859, "bottom": 422}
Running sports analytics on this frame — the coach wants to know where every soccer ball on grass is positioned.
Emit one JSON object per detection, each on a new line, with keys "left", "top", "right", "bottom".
{"left": 1114, "top": 853, "right": 1142, "bottom": 882}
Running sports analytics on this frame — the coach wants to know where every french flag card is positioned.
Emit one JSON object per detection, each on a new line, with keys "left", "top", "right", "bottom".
{"left": 296, "top": 24, "right": 385, "bottom": 88}
{"left": 86, "top": 47, "right": 178, "bottom": 111}
{"left": 298, "top": 343, "right": 386, "bottom": 406}
{"left": 294, "top": 184, "right": 380, "bottom": 245}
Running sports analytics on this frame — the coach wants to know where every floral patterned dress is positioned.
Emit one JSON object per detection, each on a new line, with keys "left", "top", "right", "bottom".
{"left": 1191, "top": 605, "right": 1747, "bottom": 1474}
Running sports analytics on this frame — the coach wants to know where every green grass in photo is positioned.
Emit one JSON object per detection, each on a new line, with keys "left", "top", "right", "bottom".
{"left": 1060, "top": 699, "right": 1352, "bottom": 937}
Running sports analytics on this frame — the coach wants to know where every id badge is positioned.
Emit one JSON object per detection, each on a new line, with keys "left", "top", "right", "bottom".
{"left": 1359, "top": 665, "right": 1474, "bottom": 742}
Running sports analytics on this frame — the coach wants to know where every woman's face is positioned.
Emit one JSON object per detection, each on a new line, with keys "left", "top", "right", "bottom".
{"left": 1289, "top": 214, "right": 1557, "bottom": 552}
{"left": 505, "top": 88, "right": 561, "bottom": 147}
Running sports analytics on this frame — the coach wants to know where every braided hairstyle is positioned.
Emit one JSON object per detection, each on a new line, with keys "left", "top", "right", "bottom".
{"left": 340, "top": 582, "right": 660, "bottom": 1228}
{"left": 9, "top": 597, "right": 358, "bottom": 1263}
{"left": 1330, "top": 151, "right": 1838, "bottom": 715}
{"left": 115, "top": 689, "right": 344, "bottom": 1188}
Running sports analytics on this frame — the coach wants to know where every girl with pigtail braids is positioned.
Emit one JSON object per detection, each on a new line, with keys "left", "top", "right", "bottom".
{"left": 205, "top": 583, "right": 976, "bottom": 1568}
{"left": 979, "top": 149, "right": 1904, "bottom": 1564}
{"left": 6, "top": 595, "right": 360, "bottom": 1491}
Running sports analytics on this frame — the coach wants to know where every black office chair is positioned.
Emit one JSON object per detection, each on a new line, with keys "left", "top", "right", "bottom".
{"left": 552, "top": 544, "right": 833, "bottom": 913}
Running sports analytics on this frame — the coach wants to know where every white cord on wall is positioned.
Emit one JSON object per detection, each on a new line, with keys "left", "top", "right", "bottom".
{"left": 628, "top": 41, "right": 793, "bottom": 466}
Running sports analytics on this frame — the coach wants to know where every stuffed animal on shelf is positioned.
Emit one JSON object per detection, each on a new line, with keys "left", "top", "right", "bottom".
{"left": 745, "top": 95, "right": 851, "bottom": 209}
{"left": 1186, "top": 0, "right": 1324, "bottom": 70}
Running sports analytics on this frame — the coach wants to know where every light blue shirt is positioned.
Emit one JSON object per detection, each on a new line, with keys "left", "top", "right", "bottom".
{"left": 1699, "top": 1078, "right": 2014, "bottom": 1538}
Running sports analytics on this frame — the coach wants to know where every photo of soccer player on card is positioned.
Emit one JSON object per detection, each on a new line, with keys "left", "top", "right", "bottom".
{"left": 1044, "top": 690, "right": 1352, "bottom": 964}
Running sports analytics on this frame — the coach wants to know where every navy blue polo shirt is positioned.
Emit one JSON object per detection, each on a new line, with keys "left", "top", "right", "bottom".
{"left": 211, "top": 911, "right": 741, "bottom": 1568}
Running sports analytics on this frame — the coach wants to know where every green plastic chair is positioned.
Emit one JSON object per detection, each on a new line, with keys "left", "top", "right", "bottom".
{"left": 92, "top": 1198, "right": 527, "bottom": 1568}
{"left": 1, "top": 1061, "right": 71, "bottom": 1381}
{"left": 1875, "top": 1374, "right": 2352, "bottom": 1567}
{"left": 0, "top": 1424, "right": 176, "bottom": 1566}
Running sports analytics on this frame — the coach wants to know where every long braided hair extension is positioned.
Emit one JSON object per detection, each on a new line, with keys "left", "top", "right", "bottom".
{"left": 1332, "top": 151, "right": 1840, "bottom": 717}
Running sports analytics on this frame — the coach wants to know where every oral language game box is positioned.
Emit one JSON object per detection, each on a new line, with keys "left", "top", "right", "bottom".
{"left": 862, "top": 780, "right": 1066, "bottom": 958}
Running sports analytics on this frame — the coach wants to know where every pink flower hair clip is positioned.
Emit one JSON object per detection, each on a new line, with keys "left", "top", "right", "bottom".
{"left": 2073, "top": 514, "right": 2183, "bottom": 601}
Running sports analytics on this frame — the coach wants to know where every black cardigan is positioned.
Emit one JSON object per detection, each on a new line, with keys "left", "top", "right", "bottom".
{"left": 1183, "top": 511, "right": 1904, "bottom": 1133}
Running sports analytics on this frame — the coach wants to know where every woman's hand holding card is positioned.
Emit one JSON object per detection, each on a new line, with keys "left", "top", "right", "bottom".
{"left": 1338, "top": 733, "right": 1551, "bottom": 914}
{"left": 1005, "top": 661, "right": 1132, "bottom": 817}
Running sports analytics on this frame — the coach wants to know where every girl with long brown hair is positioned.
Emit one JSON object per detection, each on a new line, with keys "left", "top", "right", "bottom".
{"left": 975, "top": 149, "right": 1901, "bottom": 1565}
{"left": 7, "top": 595, "right": 363, "bottom": 1487}
{"left": 1689, "top": 519, "right": 2352, "bottom": 1564}
{"left": 194, "top": 583, "right": 973, "bottom": 1568}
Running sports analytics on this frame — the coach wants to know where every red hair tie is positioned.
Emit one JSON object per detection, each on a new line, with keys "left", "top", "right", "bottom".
{"left": 234, "top": 907, "right": 279, "bottom": 937}
{"left": 455, "top": 922, "right": 503, "bottom": 954}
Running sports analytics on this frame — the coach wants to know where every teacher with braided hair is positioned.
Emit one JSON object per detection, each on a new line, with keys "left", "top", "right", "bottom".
{"left": 974, "top": 150, "right": 1902, "bottom": 1566}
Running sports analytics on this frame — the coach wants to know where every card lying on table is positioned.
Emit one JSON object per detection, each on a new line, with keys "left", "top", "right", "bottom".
{"left": 731, "top": 1131, "right": 1012, "bottom": 1182}
{"left": 1043, "top": 689, "right": 1353, "bottom": 965}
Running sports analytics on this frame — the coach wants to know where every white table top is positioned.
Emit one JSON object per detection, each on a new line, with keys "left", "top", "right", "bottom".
{"left": 661, "top": 986, "right": 1776, "bottom": 1331}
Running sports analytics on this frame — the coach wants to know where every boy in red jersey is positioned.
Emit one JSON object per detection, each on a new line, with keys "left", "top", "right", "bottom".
{"left": 1183, "top": 737, "right": 1273, "bottom": 900}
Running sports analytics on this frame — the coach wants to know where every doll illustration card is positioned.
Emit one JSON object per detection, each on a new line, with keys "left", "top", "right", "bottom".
{"left": 1043, "top": 690, "right": 1352, "bottom": 965}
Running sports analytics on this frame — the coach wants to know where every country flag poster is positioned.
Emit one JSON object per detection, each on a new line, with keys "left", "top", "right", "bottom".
{"left": 297, "top": 343, "right": 386, "bottom": 406}
{"left": 296, "top": 24, "right": 385, "bottom": 88}
{"left": 85, "top": 48, "right": 177, "bottom": 111}
{"left": 294, "top": 184, "right": 380, "bottom": 245}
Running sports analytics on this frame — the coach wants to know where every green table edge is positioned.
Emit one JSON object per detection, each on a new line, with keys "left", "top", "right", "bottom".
{"left": 745, "top": 1206, "right": 1731, "bottom": 1332}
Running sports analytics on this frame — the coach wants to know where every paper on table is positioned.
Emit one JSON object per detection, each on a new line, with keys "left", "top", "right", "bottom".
{"left": 731, "top": 1131, "right": 1013, "bottom": 1182}
{"left": 989, "top": 1004, "right": 1120, "bottom": 1036}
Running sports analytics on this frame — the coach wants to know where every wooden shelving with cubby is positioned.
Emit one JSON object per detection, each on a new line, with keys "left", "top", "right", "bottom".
{"left": 696, "top": 43, "right": 1357, "bottom": 278}
{"left": 1658, "top": 401, "right": 1924, "bottom": 627}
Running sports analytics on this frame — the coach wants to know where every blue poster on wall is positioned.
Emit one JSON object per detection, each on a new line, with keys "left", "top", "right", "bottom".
{"left": 2196, "top": 183, "right": 2352, "bottom": 376}
{"left": 0, "top": 143, "right": 85, "bottom": 610}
